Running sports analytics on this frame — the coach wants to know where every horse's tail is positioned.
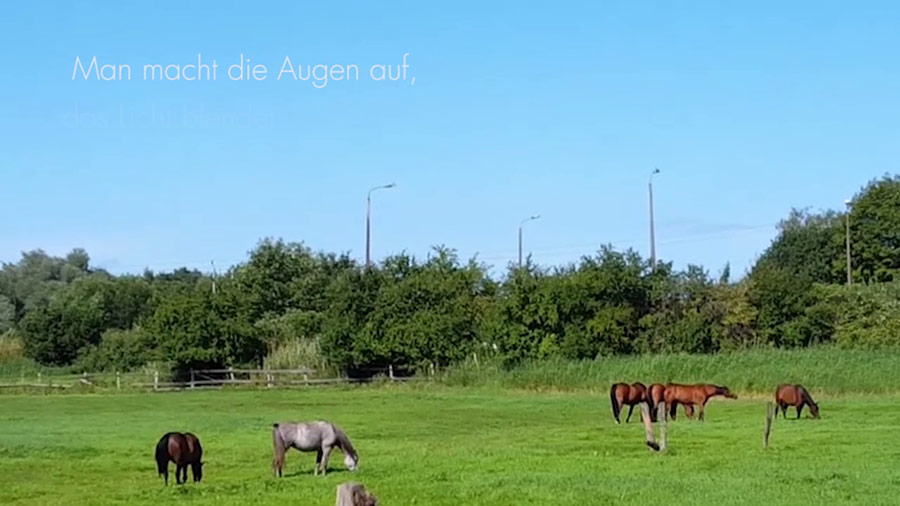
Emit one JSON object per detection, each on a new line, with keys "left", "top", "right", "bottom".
{"left": 272, "top": 424, "right": 286, "bottom": 476}
{"left": 334, "top": 427, "right": 357, "bottom": 460}
{"left": 610, "top": 384, "right": 621, "bottom": 423}
{"left": 155, "top": 434, "right": 169, "bottom": 476}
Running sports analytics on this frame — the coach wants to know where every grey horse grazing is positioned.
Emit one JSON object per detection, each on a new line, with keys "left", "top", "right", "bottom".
{"left": 272, "top": 421, "right": 358, "bottom": 476}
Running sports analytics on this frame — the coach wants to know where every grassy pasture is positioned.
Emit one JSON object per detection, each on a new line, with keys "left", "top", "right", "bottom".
{"left": 2, "top": 385, "right": 899, "bottom": 505}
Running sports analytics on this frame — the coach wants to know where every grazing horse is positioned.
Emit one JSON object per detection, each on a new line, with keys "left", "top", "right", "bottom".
{"left": 775, "top": 384, "right": 819, "bottom": 419}
{"left": 609, "top": 382, "right": 648, "bottom": 424}
{"left": 664, "top": 383, "right": 737, "bottom": 421}
{"left": 155, "top": 432, "right": 203, "bottom": 485}
{"left": 272, "top": 421, "right": 359, "bottom": 476}
{"left": 648, "top": 383, "right": 666, "bottom": 421}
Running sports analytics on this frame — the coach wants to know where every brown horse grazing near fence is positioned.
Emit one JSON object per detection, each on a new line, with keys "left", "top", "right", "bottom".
{"left": 664, "top": 383, "right": 737, "bottom": 421}
{"left": 610, "top": 382, "right": 648, "bottom": 424}
{"left": 775, "top": 384, "right": 819, "bottom": 419}
{"left": 648, "top": 383, "right": 666, "bottom": 421}
{"left": 155, "top": 432, "right": 203, "bottom": 485}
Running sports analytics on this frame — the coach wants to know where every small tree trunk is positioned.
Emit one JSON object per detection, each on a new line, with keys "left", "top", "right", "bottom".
{"left": 336, "top": 482, "right": 378, "bottom": 506}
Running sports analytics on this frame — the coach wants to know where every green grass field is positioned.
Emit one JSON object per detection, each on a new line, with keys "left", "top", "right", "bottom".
{"left": 2, "top": 385, "right": 899, "bottom": 505}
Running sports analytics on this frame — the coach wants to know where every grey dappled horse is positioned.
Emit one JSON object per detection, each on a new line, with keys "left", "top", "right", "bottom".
{"left": 272, "top": 421, "right": 358, "bottom": 476}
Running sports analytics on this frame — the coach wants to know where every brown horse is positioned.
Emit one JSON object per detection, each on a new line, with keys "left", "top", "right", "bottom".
{"left": 663, "top": 383, "right": 737, "bottom": 421}
{"left": 775, "top": 384, "right": 819, "bottom": 419}
{"left": 155, "top": 432, "right": 203, "bottom": 485}
{"left": 609, "top": 382, "right": 648, "bottom": 424}
{"left": 648, "top": 383, "right": 666, "bottom": 421}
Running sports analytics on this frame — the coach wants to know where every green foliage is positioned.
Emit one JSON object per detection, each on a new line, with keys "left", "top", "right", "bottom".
{"left": 321, "top": 247, "right": 492, "bottom": 371}
{"left": 805, "top": 282, "right": 900, "bottom": 349}
{"left": 848, "top": 175, "right": 900, "bottom": 282}
{"left": 144, "top": 282, "right": 263, "bottom": 377}
{"left": 18, "top": 274, "right": 153, "bottom": 365}
{"left": 4, "top": 173, "right": 900, "bottom": 375}
{"left": 76, "top": 327, "right": 157, "bottom": 372}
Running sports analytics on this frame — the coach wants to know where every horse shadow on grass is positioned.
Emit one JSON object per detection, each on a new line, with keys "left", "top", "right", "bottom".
{"left": 280, "top": 468, "right": 353, "bottom": 479}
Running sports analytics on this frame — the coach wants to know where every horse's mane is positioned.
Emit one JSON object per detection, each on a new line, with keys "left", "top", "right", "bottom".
{"left": 334, "top": 426, "right": 357, "bottom": 459}
{"left": 797, "top": 384, "right": 816, "bottom": 405}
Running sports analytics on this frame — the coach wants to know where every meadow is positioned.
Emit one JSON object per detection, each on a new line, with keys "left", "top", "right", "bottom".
{"left": 2, "top": 384, "right": 899, "bottom": 506}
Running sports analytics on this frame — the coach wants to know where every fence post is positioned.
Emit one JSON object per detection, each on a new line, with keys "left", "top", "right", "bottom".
{"left": 639, "top": 402, "right": 659, "bottom": 451}
{"left": 116, "top": 371, "right": 121, "bottom": 391}
{"left": 764, "top": 402, "right": 775, "bottom": 448}
{"left": 154, "top": 371, "right": 159, "bottom": 391}
{"left": 388, "top": 365, "right": 394, "bottom": 380}
{"left": 473, "top": 353, "right": 479, "bottom": 367}
{"left": 267, "top": 373, "right": 273, "bottom": 388}
{"left": 657, "top": 401, "right": 668, "bottom": 452}
{"left": 429, "top": 362, "right": 435, "bottom": 377}
{"left": 229, "top": 366, "right": 235, "bottom": 383}
{"left": 38, "top": 372, "right": 42, "bottom": 386}
{"left": 190, "top": 369, "right": 196, "bottom": 389}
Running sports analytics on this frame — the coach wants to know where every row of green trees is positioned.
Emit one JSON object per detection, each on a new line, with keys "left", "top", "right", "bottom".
{"left": 2, "top": 175, "right": 899, "bottom": 377}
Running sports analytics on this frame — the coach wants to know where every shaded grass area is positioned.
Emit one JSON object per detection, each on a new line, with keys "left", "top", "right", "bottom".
{"left": 441, "top": 347, "right": 900, "bottom": 395}
{"left": 1, "top": 386, "right": 899, "bottom": 505}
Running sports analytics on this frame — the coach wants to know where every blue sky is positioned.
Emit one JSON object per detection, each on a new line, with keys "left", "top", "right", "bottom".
{"left": 2, "top": 1, "right": 898, "bottom": 278}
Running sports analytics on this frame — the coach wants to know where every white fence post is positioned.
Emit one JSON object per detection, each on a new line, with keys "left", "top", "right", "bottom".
{"left": 116, "top": 371, "right": 121, "bottom": 391}
{"left": 190, "top": 370, "right": 195, "bottom": 389}
{"left": 388, "top": 364, "right": 394, "bottom": 380}
{"left": 154, "top": 371, "right": 159, "bottom": 391}
{"left": 229, "top": 366, "right": 235, "bottom": 383}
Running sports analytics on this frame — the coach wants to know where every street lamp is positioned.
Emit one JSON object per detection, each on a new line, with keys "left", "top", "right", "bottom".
{"left": 518, "top": 215, "right": 541, "bottom": 267}
{"left": 366, "top": 183, "right": 396, "bottom": 267}
{"left": 845, "top": 199, "right": 852, "bottom": 285}
{"left": 649, "top": 168, "right": 660, "bottom": 269}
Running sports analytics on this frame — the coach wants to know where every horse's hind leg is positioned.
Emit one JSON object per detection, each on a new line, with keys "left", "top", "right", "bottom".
{"left": 797, "top": 404, "right": 804, "bottom": 419}
{"left": 625, "top": 404, "right": 635, "bottom": 423}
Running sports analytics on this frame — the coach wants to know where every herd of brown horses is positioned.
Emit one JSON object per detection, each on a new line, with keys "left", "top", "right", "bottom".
{"left": 610, "top": 382, "right": 819, "bottom": 423}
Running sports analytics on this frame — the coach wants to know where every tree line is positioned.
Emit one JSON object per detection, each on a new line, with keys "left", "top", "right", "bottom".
{"left": 2, "top": 175, "right": 899, "bottom": 378}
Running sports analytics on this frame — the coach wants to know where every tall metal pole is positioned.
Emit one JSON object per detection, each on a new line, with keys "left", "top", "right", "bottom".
{"left": 366, "top": 193, "right": 372, "bottom": 267}
{"left": 365, "top": 183, "right": 396, "bottom": 268}
{"left": 845, "top": 199, "right": 852, "bottom": 285}
{"left": 518, "top": 215, "right": 540, "bottom": 268}
{"left": 649, "top": 168, "right": 660, "bottom": 269}
{"left": 518, "top": 226, "right": 523, "bottom": 267}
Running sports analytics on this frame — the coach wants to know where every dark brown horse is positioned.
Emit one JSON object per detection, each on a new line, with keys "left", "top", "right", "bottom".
{"left": 775, "top": 384, "right": 819, "bottom": 419}
{"left": 156, "top": 432, "right": 203, "bottom": 485}
{"left": 663, "top": 383, "right": 737, "bottom": 421}
{"left": 648, "top": 383, "right": 666, "bottom": 421}
{"left": 610, "top": 382, "right": 648, "bottom": 424}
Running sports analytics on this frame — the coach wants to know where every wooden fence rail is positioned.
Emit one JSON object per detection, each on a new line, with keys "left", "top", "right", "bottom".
{"left": 0, "top": 366, "right": 424, "bottom": 392}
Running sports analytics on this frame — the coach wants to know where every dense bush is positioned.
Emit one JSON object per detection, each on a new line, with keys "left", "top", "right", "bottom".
{"left": 2, "top": 175, "right": 900, "bottom": 375}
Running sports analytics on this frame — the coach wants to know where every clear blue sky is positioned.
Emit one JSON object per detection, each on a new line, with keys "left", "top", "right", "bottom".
{"left": 2, "top": 1, "right": 898, "bottom": 278}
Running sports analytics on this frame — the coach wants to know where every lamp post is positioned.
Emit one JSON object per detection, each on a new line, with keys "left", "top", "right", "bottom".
{"left": 845, "top": 199, "right": 852, "bottom": 285}
{"left": 366, "top": 183, "right": 396, "bottom": 267}
{"left": 518, "top": 215, "right": 541, "bottom": 267}
{"left": 649, "top": 168, "right": 660, "bottom": 269}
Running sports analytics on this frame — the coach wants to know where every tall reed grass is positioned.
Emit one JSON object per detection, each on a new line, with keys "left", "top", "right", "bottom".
{"left": 439, "top": 347, "right": 900, "bottom": 395}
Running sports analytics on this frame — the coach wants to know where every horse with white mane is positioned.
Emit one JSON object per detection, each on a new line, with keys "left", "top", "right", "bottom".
{"left": 272, "top": 421, "right": 359, "bottom": 476}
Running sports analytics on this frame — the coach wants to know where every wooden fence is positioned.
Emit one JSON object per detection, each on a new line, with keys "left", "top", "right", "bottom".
{"left": 0, "top": 365, "right": 426, "bottom": 392}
